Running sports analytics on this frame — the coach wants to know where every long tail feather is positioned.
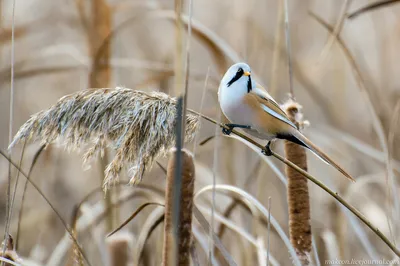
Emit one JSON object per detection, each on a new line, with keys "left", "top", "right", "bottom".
{"left": 290, "top": 131, "right": 355, "bottom": 182}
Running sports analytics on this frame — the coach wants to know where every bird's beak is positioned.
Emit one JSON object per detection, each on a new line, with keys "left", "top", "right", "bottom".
{"left": 244, "top": 71, "right": 251, "bottom": 76}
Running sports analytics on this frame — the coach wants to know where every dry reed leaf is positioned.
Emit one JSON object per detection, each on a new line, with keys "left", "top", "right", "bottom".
{"left": 347, "top": 0, "right": 400, "bottom": 19}
{"left": 9, "top": 87, "right": 199, "bottom": 191}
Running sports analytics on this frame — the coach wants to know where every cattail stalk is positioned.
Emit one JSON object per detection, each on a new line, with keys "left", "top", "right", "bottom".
{"left": 162, "top": 148, "right": 195, "bottom": 266}
{"left": 283, "top": 101, "right": 312, "bottom": 265}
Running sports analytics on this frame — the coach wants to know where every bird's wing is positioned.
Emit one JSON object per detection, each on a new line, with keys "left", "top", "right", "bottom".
{"left": 250, "top": 86, "right": 297, "bottom": 129}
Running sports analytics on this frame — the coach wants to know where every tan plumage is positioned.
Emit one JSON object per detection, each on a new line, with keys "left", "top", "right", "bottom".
{"left": 218, "top": 63, "right": 354, "bottom": 182}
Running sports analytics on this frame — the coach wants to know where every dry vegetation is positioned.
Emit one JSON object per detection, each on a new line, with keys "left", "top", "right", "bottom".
{"left": 1, "top": 0, "right": 400, "bottom": 265}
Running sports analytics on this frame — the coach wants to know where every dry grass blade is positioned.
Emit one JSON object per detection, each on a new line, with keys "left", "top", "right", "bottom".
{"left": 196, "top": 205, "right": 280, "bottom": 266}
{"left": 309, "top": 10, "right": 399, "bottom": 247}
{"left": 308, "top": 12, "right": 388, "bottom": 160}
{"left": 3, "top": 0, "right": 16, "bottom": 261}
{"left": 283, "top": 0, "right": 294, "bottom": 97}
{"left": 9, "top": 88, "right": 199, "bottom": 190}
{"left": 7, "top": 140, "right": 26, "bottom": 252}
{"left": 269, "top": 0, "right": 284, "bottom": 96}
{"left": 195, "top": 185, "right": 302, "bottom": 266}
{"left": 0, "top": 149, "right": 91, "bottom": 266}
{"left": 283, "top": 101, "right": 312, "bottom": 265}
{"left": 192, "top": 206, "right": 237, "bottom": 266}
{"left": 314, "top": 0, "right": 351, "bottom": 67}
{"left": 162, "top": 147, "right": 195, "bottom": 266}
{"left": 135, "top": 208, "right": 165, "bottom": 265}
{"left": 75, "top": 0, "right": 89, "bottom": 33}
{"left": 50, "top": 185, "right": 163, "bottom": 266}
{"left": 174, "top": 0, "right": 184, "bottom": 98}
{"left": 16, "top": 144, "right": 45, "bottom": 250}
{"left": 107, "top": 202, "right": 164, "bottom": 237}
{"left": 347, "top": 0, "right": 400, "bottom": 19}
{"left": 388, "top": 99, "right": 400, "bottom": 219}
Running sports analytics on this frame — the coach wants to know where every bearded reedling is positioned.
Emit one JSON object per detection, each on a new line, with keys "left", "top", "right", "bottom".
{"left": 218, "top": 62, "right": 354, "bottom": 182}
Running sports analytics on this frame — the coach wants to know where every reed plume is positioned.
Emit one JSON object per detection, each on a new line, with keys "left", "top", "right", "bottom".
{"left": 282, "top": 99, "right": 312, "bottom": 265}
{"left": 9, "top": 87, "right": 199, "bottom": 191}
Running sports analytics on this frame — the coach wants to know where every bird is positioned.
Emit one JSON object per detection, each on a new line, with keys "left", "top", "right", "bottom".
{"left": 218, "top": 62, "right": 354, "bottom": 182}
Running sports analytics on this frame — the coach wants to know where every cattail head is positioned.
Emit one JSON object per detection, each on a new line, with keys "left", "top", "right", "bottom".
{"left": 281, "top": 99, "right": 310, "bottom": 130}
{"left": 162, "top": 148, "right": 195, "bottom": 266}
{"left": 10, "top": 87, "right": 199, "bottom": 191}
{"left": 283, "top": 99, "right": 312, "bottom": 265}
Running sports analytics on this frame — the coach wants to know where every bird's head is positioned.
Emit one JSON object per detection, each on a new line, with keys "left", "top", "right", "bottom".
{"left": 220, "top": 62, "right": 254, "bottom": 94}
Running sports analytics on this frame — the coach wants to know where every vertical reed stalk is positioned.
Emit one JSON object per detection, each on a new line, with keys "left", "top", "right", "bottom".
{"left": 88, "top": 0, "right": 115, "bottom": 232}
{"left": 3, "top": 1, "right": 15, "bottom": 263}
{"left": 162, "top": 148, "right": 195, "bottom": 266}
{"left": 284, "top": 102, "right": 312, "bottom": 265}
{"left": 89, "top": 0, "right": 111, "bottom": 88}
{"left": 174, "top": 0, "right": 184, "bottom": 98}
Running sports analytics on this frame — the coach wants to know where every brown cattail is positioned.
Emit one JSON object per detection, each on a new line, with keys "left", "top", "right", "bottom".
{"left": 283, "top": 100, "right": 312, "bottom": 265}
{"left": 9, "top": 88, "right": 199, "bottom": 191}
{"left": 106, "top": 232, "right": 134, "bottom": 266}
{"left": 162, "top": 148, "right": 195, "bottom": 266}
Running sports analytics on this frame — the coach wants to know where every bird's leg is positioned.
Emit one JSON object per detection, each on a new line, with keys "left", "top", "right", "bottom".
{"left": 222, "top": 123, "right": 251, "bottom": 135}
{"left": 262, "top": 141, "right": 273, "bottom": 156}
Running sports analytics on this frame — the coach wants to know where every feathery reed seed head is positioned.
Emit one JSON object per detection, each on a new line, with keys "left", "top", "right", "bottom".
{"left": 10, "top": 87, "right": 199, "bottom": 190}
{"left": 281, "top": 99, "right": 309, "bottom": 130}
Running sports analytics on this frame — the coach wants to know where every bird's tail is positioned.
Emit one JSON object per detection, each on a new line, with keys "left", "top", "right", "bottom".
{"left": 289, "top": 131, "right": 355, "bottom": 182}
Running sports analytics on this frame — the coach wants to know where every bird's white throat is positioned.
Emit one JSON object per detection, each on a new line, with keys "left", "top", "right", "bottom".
{"left": 218, "top": 77, "right": 252, "bottom": 125}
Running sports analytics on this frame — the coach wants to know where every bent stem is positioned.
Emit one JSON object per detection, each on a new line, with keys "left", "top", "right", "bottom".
{"left": 188, "top": 109, "right": 400, "bottom": 257}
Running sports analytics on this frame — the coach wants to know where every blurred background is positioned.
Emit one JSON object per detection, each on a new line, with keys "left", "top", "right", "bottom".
{"left": 0, "top": 0, "right": 400, "bottom": 265}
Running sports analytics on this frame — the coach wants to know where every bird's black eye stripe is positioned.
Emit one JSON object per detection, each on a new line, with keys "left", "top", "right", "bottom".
{"left": 227, "top": 68, "right": 244, "bottom": 87}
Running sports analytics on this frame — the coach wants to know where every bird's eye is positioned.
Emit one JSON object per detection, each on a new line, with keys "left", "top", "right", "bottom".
{"left": 237, "top": 68, "right": 243, "bottom": 73}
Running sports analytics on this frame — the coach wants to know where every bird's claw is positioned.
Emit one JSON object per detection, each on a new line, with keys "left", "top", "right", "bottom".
{"left": 222, "top": 124, "right": 251, "bottom": 135}
{"left": 222, "top": 125, "right": 233, "bottom": 136}
{"left": 262, "top": 142, "right": 273, "bottom": 156}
